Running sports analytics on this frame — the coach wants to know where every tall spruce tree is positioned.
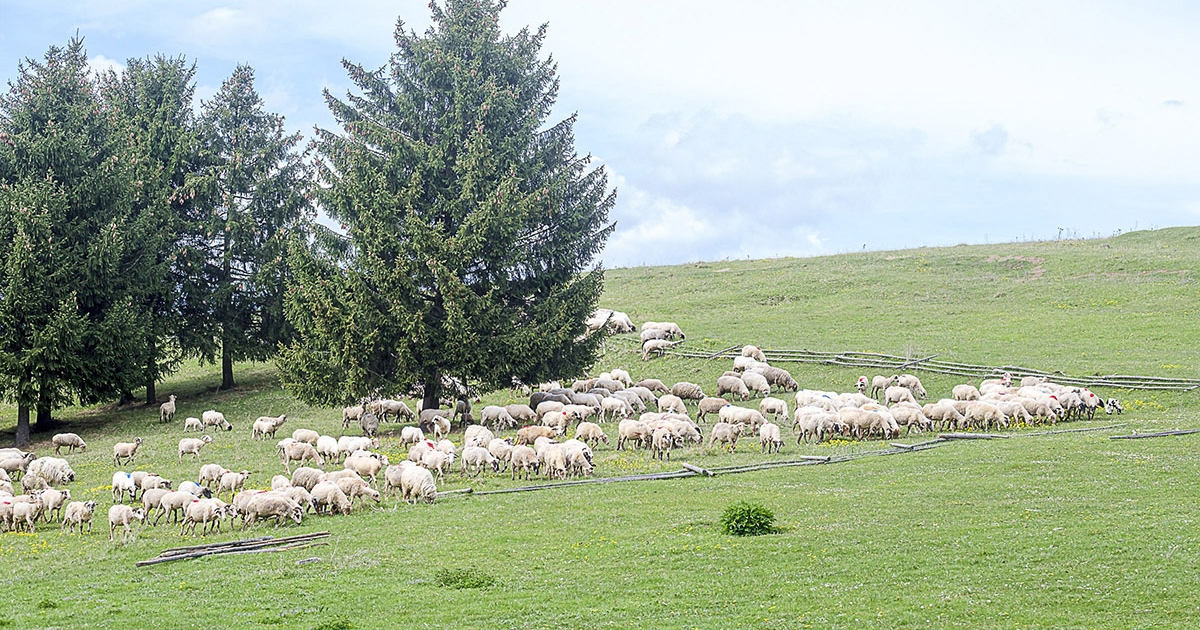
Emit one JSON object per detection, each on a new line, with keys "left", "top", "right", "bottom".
{"left": 278, "top": 0, "right": 616, "bottom": 410}
{"left": 98, "top": 55, "right": 205, "bottom": 404}
{"left": 0, "top": 39, "right": 147, "bottom": 445}
{"left": 194, "top": 65, "right": 310, "bottom": 390}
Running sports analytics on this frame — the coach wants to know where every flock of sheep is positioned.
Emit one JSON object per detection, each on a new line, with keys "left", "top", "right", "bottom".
{"left": 0, "top": 311, "right": 1123, "bottom": 543}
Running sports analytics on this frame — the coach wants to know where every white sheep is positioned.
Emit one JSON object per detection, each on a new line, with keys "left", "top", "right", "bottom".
{"left": 337, "top": 436, "right": 378, "bottom": 460}
{"left": 504, "top": 404, "right": 537, "bottom": 424}
{"left": 251, "top": 414, "right": 288, "bottom": 440}
{"left": 25, "top": 457, "right": 75, "bottom": 485}
{"left": 758, "top": 397, "right": 789, "bottom": 421}
{"left": 429, "top": 414, "right": 451, "bottom": 440}
{"left": 641, "top": 338, "right": 680, "bottom": 360}
{"left": 336, "top": 476, "right": 381, "bottom": 505}
{"left": 460, "top": 446, "right": 499, "bottom": 476}
{"left": 616, "top": 419, "right": 652, "bottom": 450}
{"left": 635, "top": 379, "right": 670, "bottom": 394}
{"left": 574, "top": 422, "right": 609, "bottom": 447}
{"left": 113, "top": 438, "right": 143, "bottom": 466}
{"left": 51, "top": 433, "right": 87, "bottom": 455}
{"left": 112, "top": 472, "right": 137, "bottom": 504}
{"left": 641, "top": 321, "right": 685, "bottom": 339}
{"left": 61, "top": 500, "right": 97, "bottom": 534}
{"left": 310, "top": 481, "right": 354, "bottom": 515}
{"left": 239, "top": 493, "right": 303, "bottom": 528}
{"left": 509, "top": 445, "right": 539, "bottom": 480}
{"left": 183, "top": 417, "right": 203, "bottom": 432}
{"left": 198, "top": 463, "right": 229, "bottom": 489}
{"left": 889, "top": 403, "right": 932, "bottom": 434}
{"left": 759, "top": 422, "right": 783, "bottom": 454}
{"left": 600, "top": 396, "right": 633, "bottom": 422}
{"left": 139, "top": 474, "right": 173, "bottom": 494}
{"left": 376, "top": 399, "right": 416, "bottom": 423}
{"left": 952, "top": 384, "right": 982, "bottom": 401}
{"left": 177, "top": 435, "right": 213, "bottom": 463}
{"left": 657, "top": 394, "right": 687, "bottom": 415}
{"left": 964, "top": 401, "right": 1007, "bottom": 431}
{"left": 870, "top": 375, "right": 897, "bottom": 398}
{"left": 282, "top": 442, "right": 324, "bottom": 473}
{"left": 716, "top": 375, "right": 751, "bottom": 400}
{"left": 793, "top": 407, "right": 840, "bottom": 443}
{"left": 420, "top": 450, "right": 453, "bottom": 486}
{"left": 217, "top": 470, "right": 251, "bottom": 499}
{"left": 538, "top": 444, "right": 568, "bottom": 480}
{"left": 290, "top": 467, "right": 327, "bottom": 492}
{"left": 896, "top": 374, "right": 927, "bottom": 399}
{"left": 398, "top": 463, "right": 438, "bottom": 504}
{"left": 290, "top": 428, "right": 319, "bottom": 445}
{"left": 316, "top": 435, "right": 340, "bottom": 463}
{"left": 708, "top": 422, "right": 746, "bottom": 452}
{"left": 650, "top": 427, "right": 674, "bottom": 462}
{"left": 344, "top": 453, "right": 388, "bottom": 486}
{"left": 39, "top": 487, "right": 70, "bottom": 523}
{"left": 108, "top": 504, "right": 145, "bottom": 542}
{"left": 202, "top": 410, "right": 233, "bottom": 431}
{"left": 11, "top": 496, "right": 44, "bottom": 533}
{"left": 341, "top": 405, "right": 365, "bottom": 430}
{"left": 884, "top": 386, "right": 917, "bottom": 405}
{"left": 181, "top": 497, "right": 227, "bottom": 535}
{"left": 159, "top": 395, "right": 177, "bottom": 423}
{"left": 741, "top": 344, "right": 766, "bottom": 362}
{"left": 670, "top": 382, "right": 705, "bottom": 400}
{"left": 463, "top": 425, "right": 495, "bottom": 449}
{"left": 270, "top": 475, "right": 292, "bottom": 491}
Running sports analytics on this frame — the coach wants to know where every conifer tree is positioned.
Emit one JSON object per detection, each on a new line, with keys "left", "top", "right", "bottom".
{"left": 279, "top": 0, "right": 615, "bottom": 410}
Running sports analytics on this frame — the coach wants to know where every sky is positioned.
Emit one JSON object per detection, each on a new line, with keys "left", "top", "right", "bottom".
{"left": 1, "top": 1, "right": 1198, "bottom": 268}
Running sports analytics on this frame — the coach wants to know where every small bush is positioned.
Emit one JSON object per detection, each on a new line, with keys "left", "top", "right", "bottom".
{"left": 435, "top": 567, "right": 497, "bottom": 590}
{"left": 35, "top": 600, "right": 58, "bottom": 610}
{"left": 721, "top": 501, "right": 776, "bottom": 536}
{"left": 312, "top": 618, "right": 352, "bottom": 630}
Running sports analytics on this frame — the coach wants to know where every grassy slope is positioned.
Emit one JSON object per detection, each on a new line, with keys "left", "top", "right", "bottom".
{"left": 3, "top": 228, "right": 1200, "bottom": 629}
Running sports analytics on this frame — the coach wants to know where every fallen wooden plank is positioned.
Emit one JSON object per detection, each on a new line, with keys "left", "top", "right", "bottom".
{"left": 889, "top": 442, "right": 914, "bottom": 450}
{"left": 435, "top": 487, "right": 474, "bottom": 497}
{"left": 681, "top": 463, "right": 713, "bottom": 476}
{"left": 1110, "top": 428, "right": 1200, "bottom": 440}
{"left": 155, "top": 536, "right": 273, "bottom": 557}
{"left": 1015, "top": 423, "right": 1126, "bottom": 437}
{"left": 938, "top": 433, "right": 1009, "bottom": 440}
{"left": 144, "top": 532, "right": 331, "bottom": 564}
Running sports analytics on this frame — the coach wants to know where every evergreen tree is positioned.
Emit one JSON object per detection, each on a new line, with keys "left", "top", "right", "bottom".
{"left": 0, "top": 39, "right": 146, "bottom": 444}
{"left": 98, "top": 54, "right": 206, "bottom": 404}
{"left": 279, "top": 0, "right": 615, "bottom": 410}
{"left": 194, "top": 65, "right": 310, "bottom": 390}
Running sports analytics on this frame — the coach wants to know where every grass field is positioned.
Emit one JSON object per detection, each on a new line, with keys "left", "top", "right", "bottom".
{"left": 2, "top": 227, "right": 1199, "bottom": 629}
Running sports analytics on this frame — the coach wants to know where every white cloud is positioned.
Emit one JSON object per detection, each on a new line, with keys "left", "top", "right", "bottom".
{"left": 86, "top": 54, "right": 124, "bottom": 77}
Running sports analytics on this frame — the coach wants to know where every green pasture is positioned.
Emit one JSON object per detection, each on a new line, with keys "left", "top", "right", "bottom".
{"left": 2, "top": 227, "right": 1199, "bottom": 629}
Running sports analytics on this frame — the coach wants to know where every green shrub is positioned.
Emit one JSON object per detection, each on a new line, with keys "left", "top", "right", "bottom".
{"left": 721, "top": 501, "right": 776, "bottom": 536}
{"left": 435, "top": 567, "right": 497, "bottom": 590}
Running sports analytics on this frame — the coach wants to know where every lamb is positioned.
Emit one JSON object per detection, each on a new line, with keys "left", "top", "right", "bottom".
{"left": 870, "top": 375, "right": 897, "bottom": 398}
{"left": 758, "top": 396, "right": 787, "bottom": 420}
{"left": 717, "top": 406, "right": 767, "bottom": 436}
{"left": 509, "top": 445, "right": 540, "bottom": 480}
{"left": 198, "top": 463, "right": 229, "bottom": 489}
{"left": 344, "top": 452, "right": 388, "bottom": 485}
{"left": 177, "top": 435, "right": 213, "bottom": 463}
{"left": 51, "top": 433, "right": 87, "bottom": 455}
{"left": 420, "top": 450, "right": 453, "bottom": 486}
{"left": 755, "top": 366, "right": 799, "bottom": 392}
{"left": 113, "top": 438, "right": 143, "bottom": 466}
{"left": 398, "top": 463, "right": 439, "bottom": 504}
{"left": 251, "top": 415, "right": 287, "bottom": 440}
{"left": 517, "top": 425, "right": 558, "bottom": 445}
{"left": 290, "top": 467, "right": 327, "bottom": 492}
{"left": 159, "top": 394, "right": 177, "bottom": 423}
{"left": 641, "top": 338, "right": 680, "bottom": 360}
{"left": 708, "top": 422, "right": 747, "bottom": 452}
{"left": 463, "top": 426, "right": 495, "bottom": 449}
{"left": 996, "top": 400, "right": 1034, "bottom": 426}
{"left": 202, "top": 409, "right": 233, "bottom": 431}
{"left": 11, "top": 496, "right": 44, "bottom": 533}
{"left": 108, "top": 505, "right": 145, "bottom": 542}
{"left": 399, "top": 426, "right": 426, "bottom": 447}
{"left": 21, "top": 474, "right": 49, "bottom": 494}
{"left": 38, "top": 487, "right": 70, "bottom": 523}
{"left": 639, "top": 327, "right": 668, "bottom": 343}
{"left": 884, "top": 386, "right": 917, "bottom": 405}
{"left": 716, "top": 375, "right": 751, "bottom": 400}
{"left": 239, "top": 493, "right": 303, "bottom": 528}
{"left": 181, "top": 497, "right": 227, "bottom": 535}
{"left": 282, "top": 442, "right": 324, "bottom": 473}
{"left": 616, "top": 419, "right": 652, "bottom": 450}
{"left": 856, "top": 376, "right": 869, "bottom": 394}
{"left": 1105, "top": 398, "right": 1124, "bottom": 415}
{"left": 341, "top": 405, "right": 365, "bottom": 429}
{"left": 574, "top": 421, "right": 609, "bottom": 447}
{"left": 964, "top": 401, "right": 1007, "bottom": 432}
{"left": 670, "top": 382, "right": 705, "bottom": 400}
{"left": 183, "top": 417, "right": 203, "bottom": 432}
{"left": 336, "top": 476, "right": 381, "bottom": 505}
{"left": 896, "top": 374, "right": 927, "bottom": 399}
{"left": 740, "top": 372, "right": 771, "bottom": 398}
{"left": 112, "top": 472, "right": 137, "bottom": 503}
{"left": 641, "top": 321, "right": 685, "bottom": 339}
{"left": 337, "top": 436, "right": 378, "bottom": 460}
{"left": 952, "top": 385, "right": 982, "bottom": 401}
{"left": 61, "top": 500, "right": 97, "bottom": 534}
{"left": 292, "top": 428, "right": 320, "bottom": 445}
{"left": 651, "top": 427, "right": 674, "bottom": 462}
{"left": 460, "top": 446, "right": 499, "bottom": 476}
{"left": 427, "top": 414, "right": 451, "bottom": 440}
{"left": 759, "top": 422, "right": 783, "bottom": 454}
{"left": 217, "top": 470, "right": 252, "bottom": 499}
{"left": 609, "top": 368, "right": 634, "bottom": 387}
{"left": 0, "top": 453, "right": 35, "bottom": 479}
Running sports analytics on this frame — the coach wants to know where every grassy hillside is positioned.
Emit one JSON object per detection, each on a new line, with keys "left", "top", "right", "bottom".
{"left": 2, "top": 228, "right": 1199, "bottom": 629}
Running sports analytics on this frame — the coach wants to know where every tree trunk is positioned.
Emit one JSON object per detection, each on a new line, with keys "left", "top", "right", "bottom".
{"left": 221, "top": 340, "right": 235, "bottom": 390}
{"left": 145, "top": 377, "right": 156, "bottom": 406}
{"left": 119, "top": 390, "right": 135, "bottom": 406}
{"left": 421, "top": 374, "right": 441, "bottom": 414}
{"left": 15, "top": 403, "right": 29, "bottom": 448}
{"left": 145, "top": 339, "right": 157, "bottom": 405}
{"left": 35, "top": 394, "right": 52, "bottom": 431}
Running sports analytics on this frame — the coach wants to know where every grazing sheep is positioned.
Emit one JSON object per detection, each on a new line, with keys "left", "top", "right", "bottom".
{"left": 884, "top": 386, "right": 917, "bottom": 405}
{"left": 793, "top": 407, "right": 840, "bottom": 443}
{"left": 717, "top": 406, "right": 767, "bottom": 436}
{"left": 177, "top": 481, "right": 211, "bottom": 498}
{"left": 344, "top": 453, "right": 388, "bottom": 486}
{"left": 177, "top": 436, "right": 213, "bottom": 463}
{"left": 373, "top": 399, "right": 415, "bottom": 423}
{"left": 291, "top": 428, "right": 320, "bottom": 445}
{"left": 504, "top": 404, "right": 537, "bottom": 424}
{"left": 639, "top": 327, "right": 668, "bottom": 343}
{"left": 183, "top": 417, "right": 203, "bottom": 432}
{"left": 870, "top": 375, "right": 897, "bottom": 398}
{"left": 420, "top": 450, "right": 453, "bottom": 486}
{"left": 599, "top": 396, "right": 633, "bottom": 422}
{"left": 741, "top": 344, "right": 766, "bottom": 362}
{"left": 479, "top": 405, "right": 517, "bottom": 430}
{"left": 251, "top": 415, "right": 288, "bottom": 440}
{"left": 396, "top": 463, "right": 438, "bottom": 504}
{"left": 21, "top": 474, "right": 50, "bottom": 494}
{"left": 671, "top": 382, "right": 705, "bottom": 400}
{"left": 290, "top": 467, "right": 327, "bottom": 492}
{"left": 755, "top": 366, "right": 799, "bottom": 392}
{"left": 427, "top": 414, "right": 450, "bottom": 440}
{"left": 112, "top": 472, "right": 137, "bottom": 504}
{"left": 202, "top": 410, "right": 233, "bottom": 431}
{"left": 896, "top": 374, "right": 927, "bottom": 399}
{"left": 399, "top": 426, "right": 426, "bottom": 447}
{"left": 113, "top": 438, "right": 143, "bottom": 467}
{"left": 159, "top": 395, "right": 177, "bottom": 423}
{"left": 1106, "top": 398, "right": 1124, "bottom": 415}
{"left": 534, "top": 401, "right": 565, "bottom": 419}
{"left": 641, "top": 338, "right": 680, "bottom": 360}
{"left": 11, "top": 496, "right": 45, "bottom": 533}
{"left": 463, "top": 425, "right": 495, "bottom": 449}
{"left": 641, "top": 321, "right": 685, "bottom": 340}
{"left": 759, "top": 397, "right": 789, "bottom": 421}
{"left": 695, "top": 397, "right": 730, "bottom": 423}
{"left": 651, "top": 427, "right": 674, "bottom": 462}
{"left": 359, "top": 411, "right": 381, "bottom": 438}
{"left": 198, "top": 464, "right": 229, "bottom": 489}
{"left": 889, "top": 403, "right": 932, "bottom": 434}
{"left": 635, "top": 379, "right": 669, "bottom": 394}
{"left": 486, "top": 438, "right": 514, "bottom": 472}
{"left": 239, "top": 493, "right": 303, "bottom": 529}
{"left": 181, "top": 498, "right": 227, "bottom": 535}
{"left": 980, "top": 372, "right": 1013, "bottom": 389}
{"left": 516, "top": 425, "right": 558, "bottom": 445}
{"left": 952, "top": 384, "right": 982, "bottom": 401}
{"left": 282, "top": 442, "right": 324, "bottom": 473}
{"left": 996, "top": 400, "right": 1034, "bottom": 426}
{"left": 51, "top": 433, "right": 87, "bottom": 455}
{"left": 716, "top": 375, "right": 751, "bottom": 400}
{"left": 460, "top": 446, "right": 499, "bottom": 476}
{"left": 139, "top": 475, "right": 172, "bottom": 495}
{"left": 740, "top": 372, "right": 771, "bottom": 398}
{"left": 542, "top": 410, "right": 570, "bottom": 435}
{"left": 708, "top": 422, "right": 747, "bottom": 452}
{"left": 270, "top": 475, "right": 292, "bottom": 491}
{"left": 0, "top": 453, "right": 35, "bottom": 480}
{"left": 574, "top": 421, "right": 610, "bottom": 447}
{"left": 139, "top": 488, "right": 171, "bottom": 522}
{"left": 217, "top": 470, "right": 252, "bottom": 499}
{"left": 108, "top": 505, "right": 145, "bottom": 542}
{"left": 759, "top": 422, "right": 783, "bottom": 454}
{"left": 562, "top": 404, "right": 598, "bottom": 424}
{"left": 964, "top": 401, "right": 1007, "bottom": 432}
{"left": 61, "top": 500, "right": 97, "bottom": 534}
{"left": 509, "top": 445, "right": 539, "bottom": 480}
{"left": 341, "top": 405, "right": 365, "bottom": 430}
{"left": 538, "top": 444, "right": 568, "bottom": 480}
{"left": 25, "top": 457, "right": 75, "bottom": 485}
